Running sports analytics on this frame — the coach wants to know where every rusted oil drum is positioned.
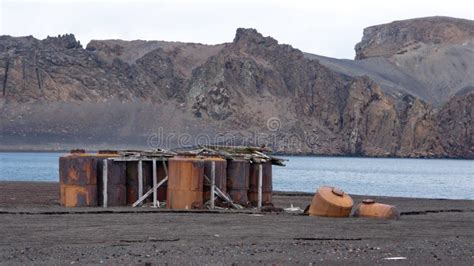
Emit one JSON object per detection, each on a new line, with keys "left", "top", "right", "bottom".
{"left": 97, "top": 159, "right": 127, "bottom": 207}
{"left": 308, "top": 186, "right": 353, "bottom": 217}
{"left": 167, "top": 156, "right": 204, "bottom": 209}
{"left": 59, "top": 153, "right": 127, "bottom": 207}
{"left": 352, "top": 199, "right": 400, "bottom": 220}
{"left": 59, "top": 154, "right": 99, "bottom": 207}
{"left": 248, "top": 161, "right": 273, "bottom": 206}
{"left": 202, "top": 156, "right": 227, "bottom": 204}
{"left": 226, "top": 158, "right": 250, "bottom": 205}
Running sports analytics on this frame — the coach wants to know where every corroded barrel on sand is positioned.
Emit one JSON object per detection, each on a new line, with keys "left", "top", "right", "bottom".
{"left": 59, "top": 154, "right": 99, "bottom": 207}
{"left": 352, "top": 199, "right": 400, "bottom": 219}
{"left": 202, "top": 156, "right": 227, "bottom": 204}
{"left": 226, "top": 158, "right": 250, "bottom": 205}
{"left": 167, "top": 156, "right": 204, "bottom": 209}
{"left": 248, "top": 161, "right": 273, "bottom": 206}
{"left": 59, "top": 152, "right": 127, "bottom": 207}
{"left": 308, "top": 186, "right": 353, "bottom": 217}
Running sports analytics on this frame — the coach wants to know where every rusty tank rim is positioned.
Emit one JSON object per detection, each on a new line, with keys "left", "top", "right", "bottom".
{"left": 317, "top": 186, "right": 353, "bottom": 208}
{"left": 362, "top": 199, "right": 376, "bottom": 204}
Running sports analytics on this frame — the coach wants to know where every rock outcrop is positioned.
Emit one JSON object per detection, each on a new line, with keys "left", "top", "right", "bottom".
{"left": 0, "top": 18, "right": 472, "bottom": 158}
{"left": 355, "top": 16, "right": 474, "bottom": 60}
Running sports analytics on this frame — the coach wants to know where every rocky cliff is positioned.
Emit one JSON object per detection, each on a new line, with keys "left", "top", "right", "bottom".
{"left": 0, "top": 17, "right": 472, "bottom": 158}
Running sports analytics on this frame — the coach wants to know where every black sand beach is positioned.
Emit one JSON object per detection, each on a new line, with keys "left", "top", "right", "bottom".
{"left": 0, "top": 181, "right": 473, "bottom": 264}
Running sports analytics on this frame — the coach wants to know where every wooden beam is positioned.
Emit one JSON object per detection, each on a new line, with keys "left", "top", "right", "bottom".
{"left": 152, "top": 159, "right": 157, "bottom": 208}
{"left": 132, "top": 177, "right": 168, "bottom": 207}
{"left": 162, "top": 160, "right": 168, "bottom": 177}
{"left": 102, "top": 159, "right": 108, "bottom": 208}
{"left": 138, "top": 160, "right": 143, "bottom": 203}
{"left": 210, "top": 161, "right": 215, "bottom": 209}
{"left": 258, "top": 164, "right": 262, "bottom": 208}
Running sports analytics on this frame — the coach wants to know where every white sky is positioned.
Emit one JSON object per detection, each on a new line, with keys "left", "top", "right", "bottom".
{"left": 0, "top": 0, "right": 473, "bottom": 59}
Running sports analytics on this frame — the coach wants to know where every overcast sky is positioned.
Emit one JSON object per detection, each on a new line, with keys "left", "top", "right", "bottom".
{"left": 0, "top": 0, "right": 473, "bottom": 59}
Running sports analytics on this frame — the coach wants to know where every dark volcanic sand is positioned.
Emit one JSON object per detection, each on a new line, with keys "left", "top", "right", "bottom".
{"left": 0, "top": 182, "right": 473, "bottom": 264}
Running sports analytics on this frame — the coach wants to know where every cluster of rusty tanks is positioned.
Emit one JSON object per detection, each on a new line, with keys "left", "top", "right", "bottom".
{"left": 306, "top": 186, "right": 400, "bottom": 220}
{"left": 59, "top": 147, "right": 285, "bottom": 210}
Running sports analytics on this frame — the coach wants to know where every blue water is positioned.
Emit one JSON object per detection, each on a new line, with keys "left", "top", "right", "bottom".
{"left": 0, "top": 153, "right": 472, "bottom": 199}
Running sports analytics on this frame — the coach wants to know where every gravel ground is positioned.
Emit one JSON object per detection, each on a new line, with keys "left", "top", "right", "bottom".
{"left": 0, "top": 181, "right": 473, "bottom": 265}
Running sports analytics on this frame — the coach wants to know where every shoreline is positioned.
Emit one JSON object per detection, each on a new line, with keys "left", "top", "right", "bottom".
{"left": 1, "top": 181, "right": 473, "bottom": 201}
{"left": 0, "top": 181, "right": 473, "bottom": 263}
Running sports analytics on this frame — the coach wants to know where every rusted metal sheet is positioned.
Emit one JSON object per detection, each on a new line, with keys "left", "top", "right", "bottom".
{"left": 167, "top": 156, "right": 204, "bottom": 210}
{"left": 226, "top": 158, "right": 249, "bottom": 206}
{"left": 59, "top": 153, "right": 126, "bottom": 207}
{"left": 352, "top": 199, "right": 400, "bottom": 219}
{"left": 59, "top": 184, "right": 97, "bottom": 207}
{"left": 70, "top": 149, "right": 86, "bottom": 154}
{"left": 202, "top": 156, "right": 227, "bottom": 204}
{"left": 97, "top": 150, "right": 118, "bottom": 154}
{"left": 59, "top": 155, "right": 99, "bottom": 186}
{"left": 308, "top": 186, "right": 353, "bottom": 217}
{"left": 248, "top": 161, "right": 273, "bottom": 206}
{"left": 97, "top": 160, "right": 127, "bottom": 207}
{"left": 59, "top": 155, "right": 99, "bottom": 207}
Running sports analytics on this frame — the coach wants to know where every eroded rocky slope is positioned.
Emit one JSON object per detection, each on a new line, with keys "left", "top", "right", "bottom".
{"left": 0, "top": 17, "right": 472, "bottom": 158}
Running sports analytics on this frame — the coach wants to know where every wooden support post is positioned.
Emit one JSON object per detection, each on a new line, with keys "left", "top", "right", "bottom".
{"left": 102, "top": 159, "right": 108, "bottom": 208}
{"left": 210, "top": 161, "right": 216, "bottom": 209}
{"left": 138, "top": 160, "right": 143, "bottom": 202}
{"left": 258, "top": 164, "right": 262, "bottom": 209}
{"left": 152, "top": 159, "right": 157, "bottom": 208}
{"left": 162, "top": 159, "right": 168, "bottom": 176}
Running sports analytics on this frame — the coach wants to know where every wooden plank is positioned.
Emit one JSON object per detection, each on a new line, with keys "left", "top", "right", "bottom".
{"left": 210, "top": 161, "right": 215, "bottom": 209}
{"left": 132, "top": 177, "right": 168, "bottom": 207}
{"left": 138, "top": 160, "right": 143, "bottom": 202}
{"left": 258, "top": 164, "right": 262, "bottom": 208}
{"left": 102, "top": 159, "right": 108, "bottom": 208}
{"left": 162, "top": 160, "right": 168, "bottom": 177}
{"left": 152, "top": 159, "right": 157, "bottom": 208}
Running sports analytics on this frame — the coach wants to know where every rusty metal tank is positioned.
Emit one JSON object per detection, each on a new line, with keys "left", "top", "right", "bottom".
{"left": 167, "top": 156, "right": 204, "bottom": 209}
{"left": 352, "top": 199, "right": 400, "bottom": 220}
{"left": 202, "top": 156, "right": 227, "bottom": 204}
{"left": 308, "top": 186, "right": 353, "bottom": 217}
{"left": 226, "top": 158, "right": 250, "bottom": 205}
{"left": 59, "top": 152, "right": 127, "bottom": 207}
{"left": 97, "top": 159, "right": 127, "bottom": 207}
{"left": 248, "top": 161, "right": 273, "bottom": 206}
{"left": 59, "top": 154, "right": 99, "bottom": 207}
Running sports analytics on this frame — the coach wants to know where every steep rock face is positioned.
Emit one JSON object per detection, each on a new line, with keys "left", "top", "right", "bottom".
{"left": 355, "top": 16, "right": 474, "bottom": 59}
{"left": 437, "top": 90, "right": 474, "bottom": 158}
{"left": 185, "top": 29, "right": 444, "bottom": 157}
{"left": 0, "top": 25, "right": 470, "bottom": 158}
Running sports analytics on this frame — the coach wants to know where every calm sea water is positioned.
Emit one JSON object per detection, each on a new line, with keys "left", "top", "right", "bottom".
{"left": 0, "top": 152, "right": 472, "bottom": 199}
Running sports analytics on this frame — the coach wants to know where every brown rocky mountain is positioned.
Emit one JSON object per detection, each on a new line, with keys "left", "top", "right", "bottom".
{"left": 0, "top": 17, "right": 472, "bottom": 158}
